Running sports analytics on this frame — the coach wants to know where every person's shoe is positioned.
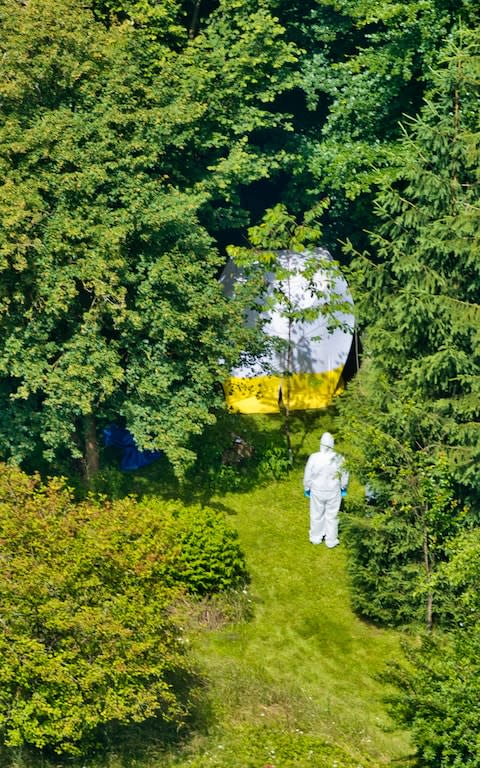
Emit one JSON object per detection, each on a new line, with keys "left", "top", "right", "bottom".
{"left": 325, "top": 538, "right": 339, "bottom": 548}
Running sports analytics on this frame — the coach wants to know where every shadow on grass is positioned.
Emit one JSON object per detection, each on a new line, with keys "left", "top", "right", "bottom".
{"left": 81, "top": 408, "right": 335, "bottom": 506}
{"left": 92, "top": 668, "right": 216, "bottom": 768}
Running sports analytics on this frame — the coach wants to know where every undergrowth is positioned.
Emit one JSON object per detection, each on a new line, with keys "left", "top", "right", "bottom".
{"left": 0, "top": 409, "right": 414, "bottom": 767}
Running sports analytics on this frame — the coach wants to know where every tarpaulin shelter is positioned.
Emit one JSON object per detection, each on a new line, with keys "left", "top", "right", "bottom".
{"left": 103, "top": 424, "right": 162, "bottom": 471}
{"left": 221, "top": 249, "right": 354, "bottom": 414}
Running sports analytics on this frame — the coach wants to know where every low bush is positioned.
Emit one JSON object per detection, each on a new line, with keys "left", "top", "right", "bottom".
{"left": 385, "top": 629, "right": 480, "bottom": 768}
{"left": 187, "top": 417, "right": 292, "bottom": 494}
{"left": 140, "top": 499, "right": 249, "bottom": 595}
{"left": 0, "top": 465, "right": 248, "bottom": 755}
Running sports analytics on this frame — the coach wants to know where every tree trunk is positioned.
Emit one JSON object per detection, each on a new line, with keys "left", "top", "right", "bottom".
{"left": 422, "top": 522, "right": 433, "bottom": 632}
{"left": 189, "top": 0, "right": 202, "bottom": 39}
{"left": 282, "top": 316, "right": 293, "bottom": 465}
{"left": 84, "top": 414, "right": 99, "bottom": 481}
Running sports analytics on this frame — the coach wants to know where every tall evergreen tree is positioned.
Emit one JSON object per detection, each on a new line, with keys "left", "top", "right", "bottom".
{"left": 339, "top": 25, "right": 480, "bottom": 628}
{"left": 383, "top": 527, "right": 480, "bottom": 767}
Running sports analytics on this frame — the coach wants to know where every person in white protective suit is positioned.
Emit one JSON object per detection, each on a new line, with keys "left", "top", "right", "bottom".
{"left": 303, "top": 432, "right": 349, "bottom": 547}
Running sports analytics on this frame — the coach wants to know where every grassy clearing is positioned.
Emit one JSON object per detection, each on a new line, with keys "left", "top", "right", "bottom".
{"left": 178, "top": 493, "right": 411, "bottom": 765}
{"left": 5, "top": 411, "right": 413, "bottom": 768}
{"left": 156, "top": 411, "right": 413, "bottom": 767}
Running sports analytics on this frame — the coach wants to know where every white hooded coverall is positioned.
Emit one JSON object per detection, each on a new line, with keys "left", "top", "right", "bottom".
{"left": 303, "top": 432, "right": 348, "bottom": 547}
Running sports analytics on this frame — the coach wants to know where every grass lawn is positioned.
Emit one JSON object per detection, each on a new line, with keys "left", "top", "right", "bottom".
{"left": 157, "top": 412, "right": 413, "bottom": 768}
{"left": 46, "top": 411, "right": 412, "bottom": 768}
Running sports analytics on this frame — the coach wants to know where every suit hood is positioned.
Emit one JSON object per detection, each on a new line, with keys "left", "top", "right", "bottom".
{"left": 320, "top": 432, "right": 335, "bottom": 451}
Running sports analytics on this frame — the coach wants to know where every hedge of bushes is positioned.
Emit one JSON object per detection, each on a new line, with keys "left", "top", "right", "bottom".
{"left": 0, "top": 464, "right": 248, "bottom": 755}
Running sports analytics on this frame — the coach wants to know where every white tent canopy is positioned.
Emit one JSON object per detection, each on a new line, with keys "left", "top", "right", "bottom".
{"left": 221, "top": 249, "right": 354, "bottom": 414}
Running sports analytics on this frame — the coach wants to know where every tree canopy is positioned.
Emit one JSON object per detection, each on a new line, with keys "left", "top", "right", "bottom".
{"left": 1, "top": 0, "right": 479, "bottom": 477}
{"left": 0, "top": 0, "right": 298, "bottom": 476}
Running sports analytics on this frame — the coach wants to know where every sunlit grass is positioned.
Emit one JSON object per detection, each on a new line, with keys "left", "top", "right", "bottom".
{"left": 187, "top": 490, "right": 410, "bottom": 763}
{"left": 160, "top": 411, "right": 413, "bottom": 767}
{"left": 5, "top": 411, "right": 413, "bottom": 768}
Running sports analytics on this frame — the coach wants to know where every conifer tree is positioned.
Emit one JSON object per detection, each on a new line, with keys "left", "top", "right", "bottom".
{"left": 339, "top": 26, "right": 480, "bottom": 628}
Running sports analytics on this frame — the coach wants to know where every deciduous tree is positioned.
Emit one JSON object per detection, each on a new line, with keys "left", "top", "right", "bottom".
{"left": 0, "top": 463, "right": 247, "bottom": 754}
{"left": 0, "top": 0, "right": 297, "bottom": 477}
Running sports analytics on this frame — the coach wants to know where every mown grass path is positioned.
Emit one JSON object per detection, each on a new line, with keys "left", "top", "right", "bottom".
{"left": 190, "top": 467, "right": 412, "bottom": 766}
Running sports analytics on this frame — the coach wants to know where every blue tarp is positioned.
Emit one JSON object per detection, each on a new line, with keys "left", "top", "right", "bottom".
{"left": 103, "top": 424, "right": 162, "bottom": 471}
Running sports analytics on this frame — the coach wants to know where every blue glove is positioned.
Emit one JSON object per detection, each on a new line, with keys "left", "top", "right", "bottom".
{"left": 304, "top": 489, "right": 311, "bottom": 498}
{"left": 341, "top": 488, "right": 347, "bottom": 498}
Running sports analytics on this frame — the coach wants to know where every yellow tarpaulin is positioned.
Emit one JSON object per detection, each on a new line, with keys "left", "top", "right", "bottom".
{"left": 224, "top": 367, "right": 345, "bottom": 414}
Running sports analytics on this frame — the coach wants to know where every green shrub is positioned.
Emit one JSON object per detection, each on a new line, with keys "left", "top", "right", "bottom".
{"left": 341, "top": 453, "right": 466, "bottom": 629}
{"left": 385, "top": 629, "right": 480, "bottom": 768}
{"left": 342, "top": 505, "right": 426, "bottom": 627}
{"left": 255, "top": 444, "right": 292, "bottom": 480}
{"left": 142, "top": 499, "right": 249, "bottom": 595}
{"left": 186, "top": 417, "right": 292, "bottom": 494}
{"left": 0, "top": 465, "right": 248, "bottom": 755}
{"left": 384, "top": 532, "right": 480, "bottom": 767}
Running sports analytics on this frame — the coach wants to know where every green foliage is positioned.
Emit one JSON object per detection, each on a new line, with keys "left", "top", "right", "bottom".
{"left": 219, "top": 0, "right": 477, "bottom": 252}
{"left": 3, "top": 0, "right": 478, "bottom": 479}
{"left": 256, "top": 444, "right": 293, "bottom": 480}
{"left": 343, "top": 505, "right": 426, "bottom": 627}
{"left": 431, "top": 527, "right": 480, "bottom": 628}
{"left": 0, "top": 463, "right": 248, "bottom": 755}
{"left": 144, "top": 500, "right": 249, "bottom": 595}
{"left": 186, "top": 413, "right": 293, "bottom": 494}
{"left": 335, "top": 27, "right": 480, "bottom": 763}
{"left": 92, "top": 0, "right": 187, "bottom": 44}
{"left": 229, "top": 203, "right": 325, "bottom": 264}
{"left": 385, "top": 629, "right": 480, "bottom": 767}
{"left": 0, "top": 0, "right": 299, "bottom": 478}
{"left": 374, "top": 504, "right": 480, "bottom": 765}
{"left": 339, "top": 27, "right": 480, "bottom": 627}
{"left": 0, "top": 464, "right": 185, "bottom": 753}
{"left": 341, "top": 371, "right": 466, "bottom": 627}
{"left": 228, "top": 202, "right": 352, "bottom": 342}
{"left": 191, "top": 432, "right": 292, "bottom": 492}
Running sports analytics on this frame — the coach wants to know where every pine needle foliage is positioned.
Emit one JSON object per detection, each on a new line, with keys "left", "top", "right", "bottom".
{"left": 339, "top": 25, "right": 480, "bottom": 629}
{"left": 384, "top": 628, "right": 480, "bottom": 768}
